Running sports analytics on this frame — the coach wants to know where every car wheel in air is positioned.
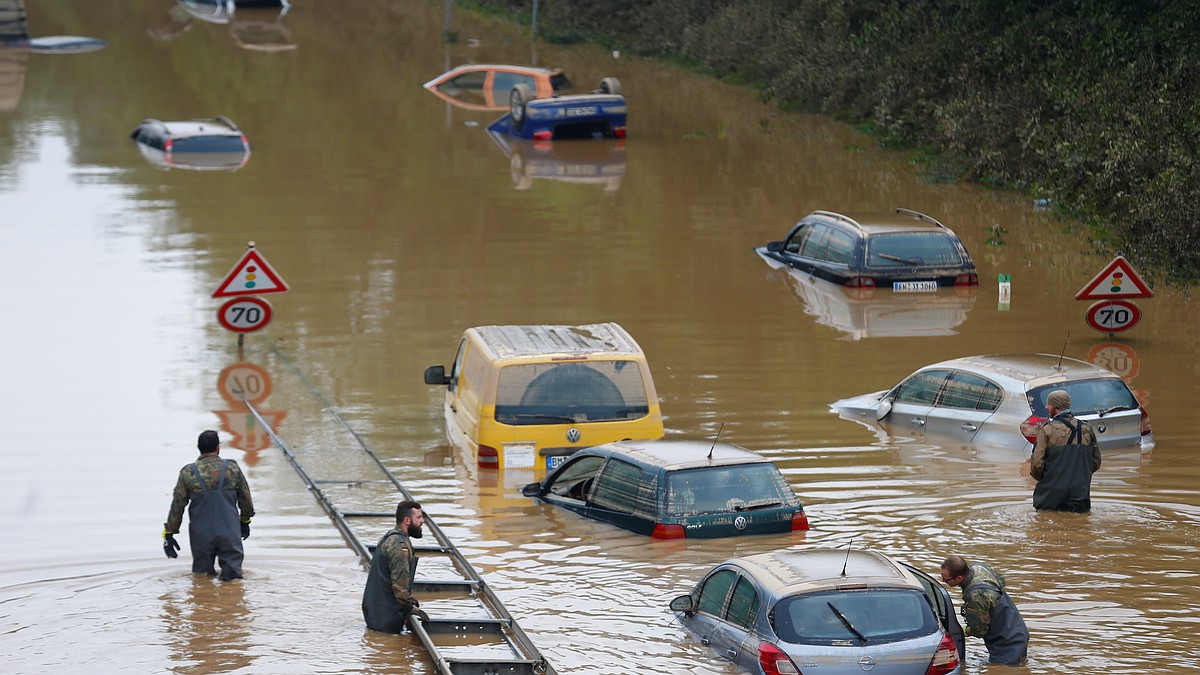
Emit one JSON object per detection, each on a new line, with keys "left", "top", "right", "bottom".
{"left": 510, "top": 84, "right": 534, "bottom": 131}
{"left": 598, "top": 77, "right": 622, "bottom": 96}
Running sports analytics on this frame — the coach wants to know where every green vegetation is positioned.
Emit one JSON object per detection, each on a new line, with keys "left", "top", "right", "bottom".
{"left": 471, "top": 0, "right": 1200, "bottom": 283}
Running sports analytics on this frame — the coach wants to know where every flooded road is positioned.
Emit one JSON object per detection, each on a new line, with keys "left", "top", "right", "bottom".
{"left": 3, "top": 2, "right": 1199, "bottom": 673}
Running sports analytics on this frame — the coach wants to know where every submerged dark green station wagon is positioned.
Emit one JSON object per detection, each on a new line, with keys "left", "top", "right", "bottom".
{"left": 521, "top": 439, "right": 810, "bottom": 539}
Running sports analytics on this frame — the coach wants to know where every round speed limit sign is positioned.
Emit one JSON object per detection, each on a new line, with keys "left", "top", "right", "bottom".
{"left": 218, "top": 296, "right": 273, "bottom": 333}
{"left": 1085, "top": 299, "right": 1141, "bottom": 334}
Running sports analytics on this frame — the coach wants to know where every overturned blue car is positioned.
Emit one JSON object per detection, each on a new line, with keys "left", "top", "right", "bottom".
{"left": 486, "top": 77, "right": 627, "bottom": 141}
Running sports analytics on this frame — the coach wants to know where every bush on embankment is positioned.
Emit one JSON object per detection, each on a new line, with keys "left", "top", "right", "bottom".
{"left": 470, "top": 0, "right": 1200, "bottom": 284}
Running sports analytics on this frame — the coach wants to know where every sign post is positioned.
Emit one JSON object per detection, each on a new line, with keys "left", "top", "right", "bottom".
{"left": 1076, "top": 256, "right": 1151, "bottom": 336}
{"left": 212, "top": 242, "right": 288, "bottom": 345}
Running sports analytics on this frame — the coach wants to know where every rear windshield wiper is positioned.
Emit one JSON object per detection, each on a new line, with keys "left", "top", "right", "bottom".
{"left": 505, "top": 413, "right": 581, "bottom": 423}
{"left": 734, "top": 499, "right": 783, "bottom": 511}
{"left": 826, "top": 602, "right": 868, "bottom": 644}
{"left": 878, "top": 253, "right": 921, "bottom": 265}
{"left": 1098, "top": 405, "right": 1136, "bottom": 417}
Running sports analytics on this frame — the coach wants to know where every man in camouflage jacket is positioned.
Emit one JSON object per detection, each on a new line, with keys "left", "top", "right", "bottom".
{"left": 1031, "top": 389, "right": 1101, "bottom": 512}
{"left": 163, "top": 430, "right": 255, "bottom": 580}
{"left": 362, "top": 500, "right": 427, "bottom": 633}
{"left": 941, "top": 555, "right": 1028, "bottom": 665}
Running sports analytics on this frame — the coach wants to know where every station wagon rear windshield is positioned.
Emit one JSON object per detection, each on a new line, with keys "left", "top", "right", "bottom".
{"left": 774, "top": 589, "right": 937, "bottom": 646}
{"left": 866, "top": 233, "right": 963, "bottom": 268}
{"left": 1028, "top": 378, "right": 1139, "bottom": 416}
{"left": 172, "top": 136, "right": 246, "bottom": 153}
{"left": 494, "top": 361, "right": 650, "bottom": 425}
{"left": 665, "top": 463, "right": 798, "bottom": 516}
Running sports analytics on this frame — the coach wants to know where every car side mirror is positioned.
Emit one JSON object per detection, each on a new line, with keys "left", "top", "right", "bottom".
{"left": 424, "top": 365, "right": 450, "bottom": 386}
{"left": 875, "top": 398, "right": 894, "bottom": 421}
{"left": 521, "top": 482, "right": 542, "bottom": 498}
{"left": 766, "top": 241, "right": 784, "bottom": 252}
{"left": 669, "top": 594, "right": 696, "bottom": 613}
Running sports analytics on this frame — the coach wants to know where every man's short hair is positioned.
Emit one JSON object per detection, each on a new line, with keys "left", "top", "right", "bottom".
{"left": 197, "top": 430, "right": 220, "bottom": 454}
{"left": 396, "top": 500, "right": 423, "bottom": 523}
{"left": 941, "top": 555, "right": 969, "bottom": 578}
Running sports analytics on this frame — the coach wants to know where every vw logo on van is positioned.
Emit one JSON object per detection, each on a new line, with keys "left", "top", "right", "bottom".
{"left": 734, "top": 516, "right": 748, "bottom": 531}
{"left": 566, "top": 428, "right": 581, "bottom": 443}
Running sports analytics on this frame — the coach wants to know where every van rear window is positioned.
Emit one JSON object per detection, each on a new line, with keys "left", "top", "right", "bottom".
{"left": 494, "top": 361, "right": 650, "bottom": 425}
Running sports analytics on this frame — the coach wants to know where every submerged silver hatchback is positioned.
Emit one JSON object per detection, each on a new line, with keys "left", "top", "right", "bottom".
{"left": 670, "top": 549, "right": 963, "bottom": 675}
{"left": 831, "top": 354, "right": 1153, "bottom": 452}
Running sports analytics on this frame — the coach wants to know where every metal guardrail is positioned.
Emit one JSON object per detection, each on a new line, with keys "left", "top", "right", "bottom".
{"left": 244, "top": 398, "right": 556, "bottom": 675}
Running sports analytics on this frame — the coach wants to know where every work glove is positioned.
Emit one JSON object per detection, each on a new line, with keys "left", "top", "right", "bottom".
{"left": 240, "top": 518, "right": 251, "bottom": 540}
{"left": 163, "top": 530, "right": 180, "bottom": 559}
{"left": 413, "top": 608, "right": 430, "bottom": 623}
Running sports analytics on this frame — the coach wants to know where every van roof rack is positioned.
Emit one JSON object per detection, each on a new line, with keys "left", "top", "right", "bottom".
{"left": 810, "top": 210, "right": 864, "bottom": 230}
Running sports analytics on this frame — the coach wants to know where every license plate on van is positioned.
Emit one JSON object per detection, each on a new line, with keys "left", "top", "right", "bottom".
{"left": 503, "top": 442, "right": 536, "bottom": 468}
{"left": 565, "top": 105, "right": 598, "bottom": 117}
{"left": 893, "top": 281, "right": 938, "bottom": 292}
{"left": 546, "top": 455, "right": 569, "bottom": 470}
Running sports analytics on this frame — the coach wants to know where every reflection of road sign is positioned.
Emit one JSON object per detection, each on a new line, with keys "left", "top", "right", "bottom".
{"left": 217, "top": 361, "right": 273, "bottom": 405}
{"left": 1085, "top": 299, "right": 1142, "bottom": 334}
{"left": 218, "top": 296, "right": 273, "bottom": 333}
{"left": 1087, "top": 342, "right": 1140, "bottom": 380}
{"left": 1076, "top": 256, "right": 1153, "bottom": 300}
{"left": 212, "top": 246, "right": 289, "bottom": 298}
{"left": 215, "top": 409, "right": 287, "bottom": 453}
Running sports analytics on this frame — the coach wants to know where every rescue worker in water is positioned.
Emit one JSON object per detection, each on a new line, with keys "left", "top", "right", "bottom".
{"left": 163, "top": 430, "right": 255, "bottom": 581}
{"left": 362, "top": 500, "right": 429, "bottom": 633}
{"left": 940, "top": 555, "right": 1029, "bottom": 665}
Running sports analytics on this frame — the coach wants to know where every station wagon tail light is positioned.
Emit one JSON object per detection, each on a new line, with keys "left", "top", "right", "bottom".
{"left": 924, "top": 633, "right": 959, "bottom": 675}
{"left": 1020, "top": 414, "right": 1046, "bottom": 444}
{"left": 757, "top": 641, "right": 801, "bottom": 675}
{"left": 478, "top": 444, "right": 499, "bottom": 465}
{"left": 954, "top": 272, "right": 979, "bottom": 287}
{"left": 614, "top": 126, "right": 626, "bottom": 139}
{"left": 845, "top": 276, "right": 875, "bottom": 289}
{"left": 651, "top": 523, "right": 686, "bottom": 540}
{"left": 532, "top": 130, "right": 553, "bottom": 142}
{"left": 791, "top": 511, "right": 810, "bottom": 531}
{"left": 240, "top": 134, "right": 250, "bottom": 150}
{"left": 1140, "top": 406, "right": 1152, "bottom": 436}
{"left": 164, "top": 138, "right": 173, "bottom": 155}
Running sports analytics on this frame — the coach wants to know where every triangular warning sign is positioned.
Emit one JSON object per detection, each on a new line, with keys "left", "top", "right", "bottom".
{"left": 212, "top": 247, "right": 289, "bottom": 298}
{"left": 1075, "top": 255, "right": 1153, "bottom": 300}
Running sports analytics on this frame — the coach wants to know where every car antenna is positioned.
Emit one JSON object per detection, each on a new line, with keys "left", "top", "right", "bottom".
{"left": 1056, "top": 331, "right": 1071, "bottom": 372}
{"left": 841, "top": 539, "right": 854, "bottom": 577}
{"left": 707, "top": 422, "right": 724, "bottom": 461}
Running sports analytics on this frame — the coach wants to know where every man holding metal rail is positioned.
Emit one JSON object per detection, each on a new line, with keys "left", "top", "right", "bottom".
{"left": 363, "top": 499, "right": 429, "bottom": 633}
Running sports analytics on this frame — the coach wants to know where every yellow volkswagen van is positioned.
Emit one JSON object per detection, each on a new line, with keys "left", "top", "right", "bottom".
{"left": 424, "top": 323, "right": 664, "bottom": 473}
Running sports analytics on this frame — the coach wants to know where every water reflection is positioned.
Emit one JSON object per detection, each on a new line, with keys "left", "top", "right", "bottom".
{"left": 761, "top": 256, "right": 977, "bottom": 340}
{"left": 161, "top": 575, "right": 253, "bottom": 673}
{"left": 488, "top": 131, "right": 626, "bottom": 192}
{"left": 157, "top": 0, "right": 295, "bottom": 52}
{"left": 214, "top": 359, "right": 286, "bottom": 466}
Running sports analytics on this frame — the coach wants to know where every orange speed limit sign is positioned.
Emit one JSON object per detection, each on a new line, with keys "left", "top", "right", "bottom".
{"left": 1087, "top": 342, "right": 1140, "bottom": 381}
{"left": 217, "top": 361, "right": 273, "bottom": 405}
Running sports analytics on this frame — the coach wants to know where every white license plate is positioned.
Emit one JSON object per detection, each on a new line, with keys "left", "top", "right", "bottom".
{"left": 503, "top": 442, "right": 536, "bottom": 468}
{"left": 893, "top": 281, "right": 938, "bottom": 292}
{"left": 546, "top": 455, "right": 569, "bottom": 470}
{"left": 565, "top": 106, "right": 598, "bottom": 117}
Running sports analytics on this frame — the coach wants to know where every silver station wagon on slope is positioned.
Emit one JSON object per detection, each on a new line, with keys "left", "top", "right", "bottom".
{"left": 831, "top": 354, "right": 1153, "bottom": 452}
{"left": 670, "top": 549, "right": 964, "bottom": 675}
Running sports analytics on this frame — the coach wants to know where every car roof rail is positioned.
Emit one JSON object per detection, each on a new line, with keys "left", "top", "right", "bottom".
{"left": 810, "top": 210, "right": 863, "bottom": 230}
{"left": 895, "top": 207, "right": 945, "bottom": 228}
{"left": 215, "top": 115, "right": 239, "bottom": 131}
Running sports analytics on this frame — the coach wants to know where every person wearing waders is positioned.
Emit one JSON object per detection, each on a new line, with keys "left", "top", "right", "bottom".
{"left": 162, "top": 430, "right": 255, "bottom": 581}
{"left": 362, "top": 500, "right": 429, "bottom": 633}
{"left": 940, "top": 555, "right": 1029, "bottom": 666}
{"left": 1031, "top": 389, "right": 1101, "bottom": 512}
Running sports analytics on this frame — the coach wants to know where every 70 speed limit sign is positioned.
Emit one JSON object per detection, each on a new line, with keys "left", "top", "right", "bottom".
{"left": 1085, "top": 299, "right": 1141, "bottom": 334}
{"left": 218, "top": 296, "right": 273, "bottom": 333}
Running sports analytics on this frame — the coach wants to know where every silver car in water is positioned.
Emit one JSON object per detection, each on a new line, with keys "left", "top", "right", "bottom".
{"left": 670, "top": 549, "right": 964, "bottom": 675}
{"left": 831, "top": 353, "right": 1153, "bottom": 452}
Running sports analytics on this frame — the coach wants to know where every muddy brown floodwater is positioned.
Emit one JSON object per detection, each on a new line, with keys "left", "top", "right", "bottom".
{"left": 2, "top": 2, "right": 1199, "bottom": 674}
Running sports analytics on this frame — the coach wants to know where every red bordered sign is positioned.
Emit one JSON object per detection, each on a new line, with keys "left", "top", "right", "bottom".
{"left": 1085, "top": 299, "right": 1142, "bottom": 334}
{"left": 218, "top": 296, "right": 273, "bottom": 333}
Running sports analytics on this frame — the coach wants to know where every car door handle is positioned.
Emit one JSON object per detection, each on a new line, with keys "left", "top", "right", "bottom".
{"left": 960, "top": 423, "right": 978, "bottom": 431}
{"left": 910, "top": 419, "right": 926, "bottom": 427}
{"left": 700, "top": 637, "right": 710, "bottom": 646}
{"left": 726, "top": 649, "right": 738, "bottom": 660}
{"left": 450, "top": 403, "right": 457, "bottom": 412}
